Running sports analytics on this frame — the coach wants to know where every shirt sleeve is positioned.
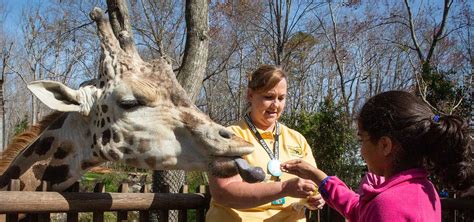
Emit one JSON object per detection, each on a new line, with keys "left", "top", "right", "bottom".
{"left": 319, "top": 176, "right": 360, "bottom": 221}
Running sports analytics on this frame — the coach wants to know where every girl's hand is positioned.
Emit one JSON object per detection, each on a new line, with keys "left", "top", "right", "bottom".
{"left": 281, "top": 159, "right": 328, "bottom": 185}
{"left": 280, "top": 159, "right": 317, "bottom": 180}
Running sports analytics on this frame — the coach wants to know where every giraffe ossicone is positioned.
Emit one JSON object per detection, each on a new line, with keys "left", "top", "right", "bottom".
{"left": 0, "top": 7, "right": 264, "bottom": 192}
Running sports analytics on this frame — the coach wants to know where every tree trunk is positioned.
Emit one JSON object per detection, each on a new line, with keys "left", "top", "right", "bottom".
{"left": 0, "top": 43, "right": 13, "bottom": 150}
{"left": 176, "top": 0, "right": 209, "bottom": 102}
{"left": 0, "top": 47, "right": 6, "bottom": 150}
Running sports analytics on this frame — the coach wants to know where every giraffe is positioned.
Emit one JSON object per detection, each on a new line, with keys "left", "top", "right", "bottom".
{"left": 0, "top": 7, "right": 264, "bottom": 193}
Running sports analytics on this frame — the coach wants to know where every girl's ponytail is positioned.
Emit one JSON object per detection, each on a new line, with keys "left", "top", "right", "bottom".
{"left": 424, "top": 115, "right": 473, "bottom": 190}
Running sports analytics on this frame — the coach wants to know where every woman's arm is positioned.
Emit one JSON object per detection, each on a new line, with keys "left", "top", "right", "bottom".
{"left": 208, "top": 173, "right": 317, "bottom": 209}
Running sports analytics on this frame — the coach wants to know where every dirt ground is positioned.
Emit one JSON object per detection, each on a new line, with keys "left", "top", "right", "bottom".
{"left": 88, "top": 166, "right": 113, "bottom": 174}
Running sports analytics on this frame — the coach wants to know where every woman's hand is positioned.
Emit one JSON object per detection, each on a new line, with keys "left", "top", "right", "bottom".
{"left": 282, "top": 177, "right": 317, "bottom": 198}
{"left": 281, "top": 159, "right": 328, "bottom": 185}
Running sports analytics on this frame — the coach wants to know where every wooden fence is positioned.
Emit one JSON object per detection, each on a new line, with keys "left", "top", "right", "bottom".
{"left": 0, "top": 179, "right": 472, "bottom": 222}
{"left": 0, "top": 179, "right": 210, "bottom": 222}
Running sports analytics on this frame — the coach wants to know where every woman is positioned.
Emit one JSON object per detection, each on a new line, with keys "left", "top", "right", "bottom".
{"left": 206, "top": 65, "right": 325, "bottom": 222}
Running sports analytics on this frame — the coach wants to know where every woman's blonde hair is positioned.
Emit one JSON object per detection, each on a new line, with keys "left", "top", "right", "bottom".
{"left": 248, "top": 65, "right": 286, "bottom": 93}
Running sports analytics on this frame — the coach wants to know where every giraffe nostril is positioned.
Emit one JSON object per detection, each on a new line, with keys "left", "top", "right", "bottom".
{"left": 219, "top": 129, "right": 232, "bottom": 139}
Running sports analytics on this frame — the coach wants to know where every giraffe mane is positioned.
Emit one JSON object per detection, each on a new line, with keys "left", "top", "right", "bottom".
{"left": 0, "top": 111, "right": 64, "bottom": 174}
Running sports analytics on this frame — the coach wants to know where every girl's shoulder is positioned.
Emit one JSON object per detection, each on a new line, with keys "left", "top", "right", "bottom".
{"left": 366, "top": 182, "right": 440, "bottom": 221}
{"left": 369, "top": 177, "right": 439, "bottom": 209}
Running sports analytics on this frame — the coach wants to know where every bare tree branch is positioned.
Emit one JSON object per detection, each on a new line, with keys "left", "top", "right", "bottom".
{"left": 426, "top": 0, "right": 453, "bottom": 63}
{"left": 404, "top": 0, "right": 425, "bottom": 62}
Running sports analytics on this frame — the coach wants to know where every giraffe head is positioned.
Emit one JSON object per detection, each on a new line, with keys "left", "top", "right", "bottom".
{"left": 25, "top": 8, "right": 262, "bottom": 181}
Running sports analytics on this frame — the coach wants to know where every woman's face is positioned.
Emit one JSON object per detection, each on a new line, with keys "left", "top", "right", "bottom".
{"left": 247, "top": 78, "right": 287, "bottom": 130}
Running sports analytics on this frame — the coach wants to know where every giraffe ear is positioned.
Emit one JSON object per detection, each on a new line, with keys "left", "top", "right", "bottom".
{"left": 27, "top": 80, "right": 82, "bottom": 112}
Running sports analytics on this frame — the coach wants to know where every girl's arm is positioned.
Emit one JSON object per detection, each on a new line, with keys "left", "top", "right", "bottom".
{"left": 319, "top": 176, "right": 361, "bottom": 221}
{"left": 281, "top": 159, "right": 361, "bottom": 220}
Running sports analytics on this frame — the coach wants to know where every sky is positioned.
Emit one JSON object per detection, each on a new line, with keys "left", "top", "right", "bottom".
{"left": 2, "top": 0, "right": 53, "bottom": 35}
{"left": 3, "top": 0, "right": 29, "bottom": 34}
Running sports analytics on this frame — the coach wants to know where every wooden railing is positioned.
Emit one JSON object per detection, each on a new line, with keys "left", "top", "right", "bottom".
{"left": 0, "top": 191, "right": 209, "bottom": 222}
{"left": 0, "top": 179, "right": 472, "bottom": 222}
{"left": 0, "top": 179, "right": 210, "bottom": 222}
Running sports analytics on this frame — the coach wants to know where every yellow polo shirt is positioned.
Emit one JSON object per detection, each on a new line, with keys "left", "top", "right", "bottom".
{"left": 206, "top": 119, "right": 318, "bottom": 222}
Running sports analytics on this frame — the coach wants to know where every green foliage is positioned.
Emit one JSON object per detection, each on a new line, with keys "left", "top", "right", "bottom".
{"left": 186, "top": 171, "right": 209, "bottom": 189}
{"left": 420, "top": 63, "right": 469, "bottom": 117}
{"left": 107, "top": 162, "right": 149, "bottom": 173}
{"left": 81, "top": 171, "right": 129, "bottom": 192}
{"left": 282, "top": 97, "right": 363, "bottom": 189}
{"left": 77, "top": 212, "right": 117, "bottom": 222}
{"left": 13, "top": 115, "right": 29, "bottom": 136}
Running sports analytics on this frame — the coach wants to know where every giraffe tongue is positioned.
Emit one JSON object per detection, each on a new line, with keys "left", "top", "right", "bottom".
{"left": 234, "top": 158, "right": 266, "bottom": 183}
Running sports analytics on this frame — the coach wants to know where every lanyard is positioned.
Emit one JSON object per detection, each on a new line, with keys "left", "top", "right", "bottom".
{"left": 244, "top": 113, "right": 280, "bottom": 160}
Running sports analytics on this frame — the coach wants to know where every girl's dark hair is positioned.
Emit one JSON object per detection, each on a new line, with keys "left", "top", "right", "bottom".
{"left": 358, "top": 90, "right": 473, "bottom": 190}
{"left": 248, "top": 65, "right": 286, "bottom": 93}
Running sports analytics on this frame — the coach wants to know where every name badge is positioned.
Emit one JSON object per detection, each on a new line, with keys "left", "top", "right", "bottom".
{"left": 271, "top": 197, "right": 285, "bottom": 205}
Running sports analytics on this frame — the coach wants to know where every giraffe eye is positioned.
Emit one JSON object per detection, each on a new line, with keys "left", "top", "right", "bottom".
{"left": 118, "top": 99, "right": 141, "bottom": 109}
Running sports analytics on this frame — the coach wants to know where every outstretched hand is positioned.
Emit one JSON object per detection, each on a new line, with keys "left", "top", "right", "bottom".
{"left": 281, "top": 159, "right": 317, "bottom": 180}
{"left": 281, "top": 159, "right": 328, "bottom": 185}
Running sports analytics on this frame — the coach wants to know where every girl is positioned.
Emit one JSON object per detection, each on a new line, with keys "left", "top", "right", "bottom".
{"left": 281, "top": 90, "right": 473, "bottom": 221}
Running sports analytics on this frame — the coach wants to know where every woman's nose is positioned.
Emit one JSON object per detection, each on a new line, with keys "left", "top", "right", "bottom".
{"left": 270, "top": 100, "right": 278, "bottom": 108}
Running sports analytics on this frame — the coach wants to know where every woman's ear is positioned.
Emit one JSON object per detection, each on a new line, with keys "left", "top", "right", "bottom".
{"left": 246, "top": 88, "right": 254, "bottom": 102}
{"left": 378, "top": 136, "right": 395, "bottom": 156}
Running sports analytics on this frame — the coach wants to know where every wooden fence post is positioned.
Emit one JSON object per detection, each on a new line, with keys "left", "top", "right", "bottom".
{"left": 36, "top": 181, "right": 51, "bottom": 222}
{"left": 117, "top": 183, "right": 129, "bottom": 222}
{"left": 93, "top": 183, "right": 105, "bottom": 222}
{"left": 196, "top": 185, "right": 209, "bottom": 222}
{"left": 6, "top": 179, "right": 20, "bottom": 222}
{"left": 66, "top": 182, "right": 80, "bottom": 222}
{"left": 159, "top": 185, "right": 170, "bottom": 222}
{"left": 139, "top": 184, "right": 151, "bottom": 222}
{"left": 178, "top": 185, "right": 189, "bottom": 222}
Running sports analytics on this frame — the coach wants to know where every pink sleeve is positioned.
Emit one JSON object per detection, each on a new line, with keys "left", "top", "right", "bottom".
{"left": 319, "top": 176, "right": 360, "bottom": 221}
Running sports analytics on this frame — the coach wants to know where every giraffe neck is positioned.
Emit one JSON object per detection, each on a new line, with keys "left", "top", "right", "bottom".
{"left": 0, "top": 113, "right": 104, "bottom": 191}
